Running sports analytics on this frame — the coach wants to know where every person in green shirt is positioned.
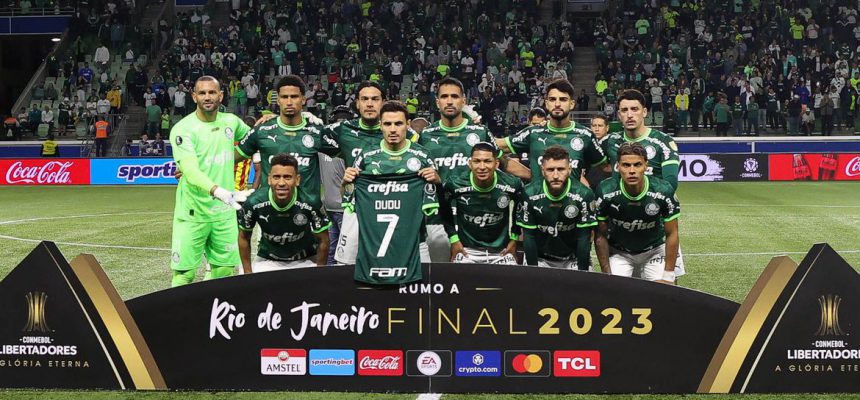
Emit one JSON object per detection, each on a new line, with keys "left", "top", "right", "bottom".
{"left": 595, "top": 141, "right": 681, "bottom": 284}
{"left": 714, "top": 96, "right": 731, "bottom": 136}
{"left": 146, "top": 103, "right": 162, "bottom": 135}
{"left": 169, "top": 76, "right": 254, "bottom": 287}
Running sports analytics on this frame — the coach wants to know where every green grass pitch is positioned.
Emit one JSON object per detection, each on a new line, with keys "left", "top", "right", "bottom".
{"left": 0, "top": 182, "right": 859, "bottom": 399}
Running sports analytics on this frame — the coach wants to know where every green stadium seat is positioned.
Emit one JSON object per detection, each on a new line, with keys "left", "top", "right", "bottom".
{"left": 37, "top": 124, "right": 50, "bottom": 139}
{"left": 75, "top": 123, "right": 89, "bottom": 139}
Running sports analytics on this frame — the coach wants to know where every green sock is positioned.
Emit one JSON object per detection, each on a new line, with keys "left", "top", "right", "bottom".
{"left": 171, "top": 269, "right": 196, "bottom": 287}
{"left": 207, "top": 265, "right": 234, "bottom": 279}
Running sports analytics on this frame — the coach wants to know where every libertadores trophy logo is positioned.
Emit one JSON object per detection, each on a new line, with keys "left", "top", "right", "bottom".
{"left": 23, "top": 291, "right": 50, "bottom": 333}
{"left": 815, "top": 294, "right": 846, "bottom": 336}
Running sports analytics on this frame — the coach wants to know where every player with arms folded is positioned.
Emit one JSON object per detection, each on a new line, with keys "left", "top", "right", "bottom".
{"left": 594, "top": 142, "right": 681, "bottom": 284}
{"left": 168, "top": 76, "right": 253, "bottom": 286}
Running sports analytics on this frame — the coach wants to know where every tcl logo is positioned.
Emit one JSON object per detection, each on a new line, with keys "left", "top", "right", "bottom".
{"left": 0, "top": 159, "right": 90, "bottom": 185}
{"left": 357, "top": 350, "right": 403, "bottom": 376}
{"left": 553, "top": 351, "right": 600, "bottom": 377}
{"left": 844, "top": 157, "right": 860, "bottom": 177}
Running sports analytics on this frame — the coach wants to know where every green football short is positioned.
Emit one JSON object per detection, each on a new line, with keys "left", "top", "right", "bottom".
{"left": 170, "top": 218, "right": 240, "bottom": 271}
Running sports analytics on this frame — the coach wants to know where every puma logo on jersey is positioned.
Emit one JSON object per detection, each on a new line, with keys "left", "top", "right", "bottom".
{"left": 461, "top": 196, "right": 471, "bottom": 205}
{"left": 259, "top": 214, "right": 270, "bottom": 223}
{"left": 370, "top": 160, "right": 382, "bottom": 169}
{"left": 430, "top": 137, "right": 441, "bottom": 144}
{"left": 533, "top": 205, "right": 544, "bottom": 215}
{"left": 266, "top": 135, "right": 277, "bottom": 143}
{"left": 537, "top": 137, "right": 548, "bottom": 145}
{"left": 610, "top": 204, "right": 620, "bottom": 212}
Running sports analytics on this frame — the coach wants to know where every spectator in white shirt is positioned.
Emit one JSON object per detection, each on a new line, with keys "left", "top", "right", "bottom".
{"left": 94, "top": 45, "right": 110, "bottom": 72}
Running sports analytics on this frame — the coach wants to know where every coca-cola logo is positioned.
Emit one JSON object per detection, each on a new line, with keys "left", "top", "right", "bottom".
{"left": 5, "top": 161, "right": 74, "bottom": 184}
{"left": 359, "top": 355, "right": 401, "bottom": 370}
{"left": 357, "top": 350, "right": 403, "bottom": 376}
{"left": 845, "top": 157, "right": 860, "bottom": 177}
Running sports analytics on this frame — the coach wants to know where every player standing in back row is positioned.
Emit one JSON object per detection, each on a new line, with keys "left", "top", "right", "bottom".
{"left": 168, "top": 76, "right": 253, "bottom": 286}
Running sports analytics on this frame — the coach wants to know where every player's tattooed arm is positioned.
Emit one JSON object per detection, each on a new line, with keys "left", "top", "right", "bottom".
{"left": 594, "top": 221, "right": 611, "bottom": 274}
{"left": 238, "top": 229, "right": 253, "bottom": 274}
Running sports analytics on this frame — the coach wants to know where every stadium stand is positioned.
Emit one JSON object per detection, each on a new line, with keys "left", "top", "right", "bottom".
{"left": 7, "top": 0, "right": 860, "bottom": 148}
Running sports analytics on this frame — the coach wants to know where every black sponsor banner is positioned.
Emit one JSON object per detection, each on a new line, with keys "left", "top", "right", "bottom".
{"left": 3, "top": 242, "right": 860, "bottom": 393}
{"left": 679, "top": 154, "right": 769, "bottom": 182}
{"left": 125, "top": 263, "right": 737, "bottom": 393}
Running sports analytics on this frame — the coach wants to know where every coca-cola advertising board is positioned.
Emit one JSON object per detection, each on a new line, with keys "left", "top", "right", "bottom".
{"left": 0, "top": 159, "right": 90, "bottom": 185}
{"left": 768, "top": 153, "right": 860, "bottom": 181}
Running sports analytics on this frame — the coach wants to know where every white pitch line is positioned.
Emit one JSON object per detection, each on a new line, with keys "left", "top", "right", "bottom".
{"left": 686, "top": 250, "right": 860, "bottom": 257}
{"left": 0, "top": 212, "right": 172, "bottom": 225}
{"left": 0, "top": 212, "right": 173, "bottom": 251}
{"left": 416, "top": 394, "right": 442, "bottom": 400}
{"left": 684, "top": 204, "right": 860, "bottom": 208}
{"left": 0, "top": 234, "right": 171, "bottom": 251}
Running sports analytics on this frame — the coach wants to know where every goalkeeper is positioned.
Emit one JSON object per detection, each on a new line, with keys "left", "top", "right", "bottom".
{"left": 169, "top": 76, "right": 254, "bottom": 286}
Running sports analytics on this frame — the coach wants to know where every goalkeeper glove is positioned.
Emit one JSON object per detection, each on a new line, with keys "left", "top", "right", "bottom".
{"left": 302, "top": 111, "right": 324, "bottom": 125}
{"left": 212, "top": 186, "right": 254, "bottom": 210}
{"left": 462, "top": 104, "right": 482, "bottom": 123}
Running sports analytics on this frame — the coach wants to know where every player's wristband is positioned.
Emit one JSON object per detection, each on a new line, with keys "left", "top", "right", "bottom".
{"left": 661, "top": 270, "right": 675, "bottom": 282}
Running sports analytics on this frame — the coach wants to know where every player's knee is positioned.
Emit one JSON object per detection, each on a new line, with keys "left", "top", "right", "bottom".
{"left": 171, "top": 269, "right": 196, "bottom": 287}
{"left": 208, "top": 265, "right": 234, "bottom": 279}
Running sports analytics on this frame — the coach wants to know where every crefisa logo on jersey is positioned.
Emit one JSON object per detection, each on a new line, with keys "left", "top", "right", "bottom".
{"left": 645, "top": 203, "right": 660, "bottom": 216}
{"left": 406, "top": 157, "right": 421, "bottom": 172}
{"left": 570, "top": 137, "right": 585, "bottom": 151}
{"left": 260, "top": 348, "right": 306, "bottom": 375}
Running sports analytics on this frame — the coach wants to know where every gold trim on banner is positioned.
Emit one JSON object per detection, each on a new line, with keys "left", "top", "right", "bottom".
{"left": 70, "top": 255, "right": 167, "bottom": 390}
{"left": 697, "top": 256, "right": 797, "bottom": 393}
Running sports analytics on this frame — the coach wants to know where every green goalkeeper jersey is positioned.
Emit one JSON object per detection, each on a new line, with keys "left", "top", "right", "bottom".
{"left": 170, "top": 112, "right": 250, "bottom": 222}
{"left": 235, "top": 116, "right": 339, "bottom": 202}
{"left": 601, "top": 128, "right": 680, "bottom": 189}
{"left": 505, "top": 121, "right": 607, "bottom": 179}
{"left": 595, "top": 176, "right": 680, "bottom": 254}
{"left": 418, "top": 119, "right": 497, "bottom": 183}
{"left": 441, "top": 169, "right": 524, "bottom": 251}
{"left": 347, "top": 173, "right": 439, "bottom": 285}
{"left": 516, "top": 178, "right": 597, "bottom": 259}
{"left": 238, "top": 187, "right": 331, "bottom": 261}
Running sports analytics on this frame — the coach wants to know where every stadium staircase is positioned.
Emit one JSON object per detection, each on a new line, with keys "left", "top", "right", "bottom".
{"left": 570, "top": 47, "right": 599, "bottom": 111}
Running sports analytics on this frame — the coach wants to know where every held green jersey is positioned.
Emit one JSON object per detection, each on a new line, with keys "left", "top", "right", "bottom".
{"left": 442, "top": 170, "right": 524, "bottom": 250}
{"left": 235, "top": 117, "right": 339, "bottom": 202}
{"left": 170, "top": 112, "right": 250, "bottom": 222}
{"left": 602, "top": 128, "right": 680, "bottom": 182}
{"left": 418, "top": 119, "right": 497, "bottom": 182}
{"left": 325, "top": 118, "right": 420, "bottom": 168}
{"left": 346, "top": 173, "right": 439, "bottom": 285}
{"left": 237, "top": 188, "right": 331, "bottom": 261}
{"left": 516, "top": 178, "right": 597, "bottom": 259}
{"left": 505, "top": 121, "right": 607, "bottom": 179}
{"left": 595, "top": 176, "right": 680, "bottom": 254}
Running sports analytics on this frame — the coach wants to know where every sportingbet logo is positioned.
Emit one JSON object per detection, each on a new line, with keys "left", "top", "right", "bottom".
{"left": 434, "top": 153, "right": 470, "bottom": 169}
{"left": 463, "top": 213, "right": 504, "bottom": 227}
{"left": 357, "top": 350, "right": 403, "bottom": 376}
{"left": 553, "top": 350, "right": 600, "bottom": 377}
{"left": 845, "top": 157, "right": 860, "bottom": 177}
{"left": 260, "top": 348, "right": 306, "bottom": 375}
{"left": 117, "top": 162, "right": 176, "bottom": 182}
{"left": 369, "top": 267, "right": 407, "bottom": 278}
{"left": 5, "top": 161, "right": 74, "bottom": 184}
{"left": 367, "top": 181, "right": 409, "bottom": 195}
{"left": 611, "top": 218, "right": 657, "bottom": 232}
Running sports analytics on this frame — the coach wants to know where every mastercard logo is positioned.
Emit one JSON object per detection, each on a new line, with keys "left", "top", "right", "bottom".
{"left": 504, "top": 351, "right": 550, "bottom": 377}
{"left": 512, "top": 354, "right": 543, "bottom": 373}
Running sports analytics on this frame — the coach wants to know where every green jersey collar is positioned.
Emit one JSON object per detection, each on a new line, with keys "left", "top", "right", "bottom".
{"left": 620, "top": 175, "right": 650, "bottom": 201}
{"left": 276, "top": 116, "right": 307, "bottom": 131}
{"left": 547, "top": 120, "right": 575, "bottom": 133}
{"left": 543, "top": 178, "right": 571, "bottom": 201}
{"left": 380, "top": 139, "right": 411, "bottom": 156}
{"left": 470, "top": 171, "right": 497, "bottom": 192}
{"left": 624, "top": 127, "right": 651, "bottom": 142}
{"left": 439, "top": 118, "right": 468, "bottom": 132}
{"left": 359, "top": 119, "right": 381, "bottom": 131}
{"left": 269, "top": 188, "right": 298, "bottom": 212}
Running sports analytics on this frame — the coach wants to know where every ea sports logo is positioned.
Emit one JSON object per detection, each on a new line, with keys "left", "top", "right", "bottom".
{"left": 512, "top": 354, "right": 543, "bottom": 374}
{"left": 417, "top": 351, "right": 442, "bottom": 376}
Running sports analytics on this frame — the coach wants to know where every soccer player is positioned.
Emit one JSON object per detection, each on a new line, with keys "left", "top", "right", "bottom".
{"left": 238, "top": 154, "right": 331, "bottom": 272}
{"left": 169, "top": 76, "right": 254, "bottom": 286}
{"left": 585, "top": 115, "right": 613, "bottom": 190}
{"left": 497, "top": 79, "right": 609, "bottom": 181}
{"left": 602, "top": 89, "right": 681, "bottom": 190}
{"left": 342, "top": 101, "right": 440, "bottom": 282}
{"left": 517, "top": 146, "right": 597, "bottom": 270}
{"left": 441, "top": 142, "right": 524, "bottom": 264}
{"left": 594, "top": 142, "right": 681, "bottom": 284}
{"left": 235, "top": 75, "right": 340, "bottom": 203}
